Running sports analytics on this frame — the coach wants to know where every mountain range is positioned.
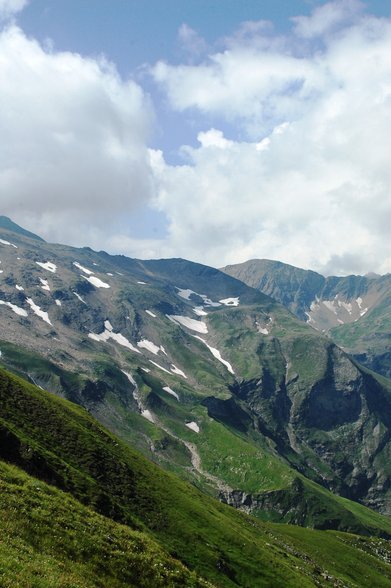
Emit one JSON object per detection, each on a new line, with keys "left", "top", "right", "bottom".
{"left": 2, "top": 216, "right": 391, "bottom": 586}
{"left": 223, "top": 258, "right": 391, "bottom": 379}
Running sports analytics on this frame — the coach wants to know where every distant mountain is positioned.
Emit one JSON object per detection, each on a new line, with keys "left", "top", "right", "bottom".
{"left": 0, "top": 215, "right": 45, "bottom": 242}
{"left": 3, "top": 365, "right": 391, "bottom": 587}
{"left": 222, "top": 259, "right": 391, "bottom": 378}
{"left": 3, "top": 222, "right": 391, "bottom": 531}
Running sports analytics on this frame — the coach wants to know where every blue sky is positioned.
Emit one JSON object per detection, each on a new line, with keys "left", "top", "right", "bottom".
{"left": 1, "top": 0, "right": 391, "bottom": 274}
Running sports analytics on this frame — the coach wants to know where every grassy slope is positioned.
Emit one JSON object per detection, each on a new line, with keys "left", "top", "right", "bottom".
{"left": 3, "top": 335, "right": 391, "bottom": 541}
{"left": 2, "top": 368, "right": 391, "bottom": 587}
{"left": 0, "top": 461, "right": 207, "bottom": 588}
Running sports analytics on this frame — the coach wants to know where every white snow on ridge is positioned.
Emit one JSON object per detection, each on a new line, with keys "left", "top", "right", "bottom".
{"left": 149, "top": 360, "right": 171, "bottom": 374}
{"left": 121, "top": 370, "right": 137, "bottom": 386}
{"left": 141, "top": 409, "right": 154, "bottom": 423}
{"left": 36, "top": 261, "right": 57, "bottom": 273}
{"left": 193, "top": 307, "right": 208, "bottom": 317}
{"left": 89, "top": 325, "right": 140, "bottom": 353}
{"left": 176, "top": 287, "right": 221, "bottom": 307}
{"left": 219, "top": 297, "right": 239, "bottom": 306}
{"left": 0, "top": 300, "right": 28, "bottom": 317}
{"left": 194, "top": 335, "right": 235, "bottom": 375}
{"left": 163, "top": 386, "right": 180, "bottom": 401}
{"left": 73, "top": 261, "right": 94, "bottom": 275}
{"left": 39, "top": 278, "right": 50, "bottom": 292}
{"left": 186, "top": 421, "right": 200, "bottom": 433}
{"left": 26, "top": 298, "right": 52, "bottom": 325}
{"left": 145, "top": 310, "right": 157, "bottom": 318}
{"left": 73, "top": 291, "right": 86, "bottom": 304}
{"left": 137, "top": 339, "right": 164, "bottom": 356}
{"left": 167, "top": 314, "right": 208, "bottom": 334}
{"left": 0, "top": 239, "right": 17, "bottom": 248}
{"left": 82, "top": 275, "right": 110, "bottom": 289}
{"left": 171, "top": 364, "right": 187, "bottom": 379}
{"left": 176, "top": 288, "right": 195, "bottom": 301}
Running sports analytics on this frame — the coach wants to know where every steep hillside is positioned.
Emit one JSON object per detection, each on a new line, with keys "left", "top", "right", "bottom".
{"left": 2, "top": 223, "right": 391, "bottom": 524}
{"left": 2, "top": 366, "right": 391, "bottom": 587}
{"left": 0, "top": 459, "right": 208, "bottom": 588}
{"left": 222, "top": 259, "right": 391, "bottom": 377}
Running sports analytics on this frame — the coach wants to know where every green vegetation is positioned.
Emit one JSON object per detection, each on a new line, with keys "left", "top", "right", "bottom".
{"left": 0, "top": 461, "right": 207, "bottom": 588}
{"left": 3, "top": 366, "right": 391, "bottom": 586}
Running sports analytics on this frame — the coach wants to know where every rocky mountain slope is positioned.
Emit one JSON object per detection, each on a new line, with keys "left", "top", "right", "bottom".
{"left": 3, "top": 365, "right": 391, "bottom": 587}
{"left": 2, "top": 220, "right": 391, "bottom": 528}
{"left": 222, "top": 258, "right": 391, "bottom": 378}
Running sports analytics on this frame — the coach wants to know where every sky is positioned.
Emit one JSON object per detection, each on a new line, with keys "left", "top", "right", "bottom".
{"left": 1, "top": 0, "right": 391, "bottom": 275}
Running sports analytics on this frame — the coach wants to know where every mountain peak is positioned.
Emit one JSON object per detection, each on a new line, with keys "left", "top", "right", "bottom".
{"left": 0, "top": 216, "right": 45, "bottom": 242}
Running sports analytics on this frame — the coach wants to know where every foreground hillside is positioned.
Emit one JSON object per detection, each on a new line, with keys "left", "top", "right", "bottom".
{"left": 2, "top": 366, "right": 391, "bottom": 587}
{"left": 2, "top": 220, "right": 391, "bottom": 524}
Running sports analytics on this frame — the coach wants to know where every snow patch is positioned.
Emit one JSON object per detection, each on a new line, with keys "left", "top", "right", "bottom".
{"left": 141, "top": 409, "right": 154, "bottom": 423}
{"left": 137, "top": 339, "right": 165, "bottom": 356}
{"left": 193, "top": 306, "right": 208, "bottom": 316}
{"left": 39, "top": 278, "right": 50, "bottom": 292}
{"left": 73, "top": 262, "right": 94, "bottom": 275}
{"left": 88, "top": 326, "right": 140, "bottom": 353}
{"left": 0, "top": 300, "right": 28, "bottom": 317}
{"left": 137, "top": 281, "right": 147, "bottom": 285}
{"left": 194, "top": 335, "right": 234, "bottom": 374}
{"left": 258, "top": 327, "right": 269, "bottom": 335}
{"left": 168, "top": 314, "right": 208, "bottom": 334}
{"left": 176, "top": 287, "right": 221, "bottom": 307}
{"left": 186, "top": 421, "right": 200, "bottom": 433}
{"left": 73, "top": 291, "right": 86, "bottom": 304}
{"left": 145, "top": 309, "right": 157, "bottom": 318}
{"left": 82, "top": 275, "right": 110, "bottom": 289}
{"left": 163, "top": 386, "right": 180, "bottom": 401}
{"left": 26, "top": 298, "right": 52, "bottom": 325}
{"left": 55, "top": 299, "right": 62, "bottom": 307}
{"left": 357, "top": 297, "right": 363, "bottom": 309}
{"left": 149, "top": 360, "right": 171, "bottom": 374}
{"left": 171, "top": 364, "right": 187, "bottom": 379}
{"left": 15, "top": 285, "right": 24, "bottom": 291}
{"left": 219, "top": 297, "right": 239, "bottom": 306}
{"left": 0, "top": 238, "right": 17, "bottom": 248}
{"left": 36, "top": 261, "right": 57, "bottom": 273}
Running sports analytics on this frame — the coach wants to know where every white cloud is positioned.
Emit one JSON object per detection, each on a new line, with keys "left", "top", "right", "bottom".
{"left": 148, "top": 4, "right": 391, "bottom": 275}
{"left": 0, "top": 25, "right": 155, "bottom": 245}
{"left": 0, "top": 0, "right": 28, "bottom": 20}
{"left": 178, "top": 23, "right": 207, "bottom": 59}
{"left": 292, "top": 0, "right": 364, "bottom": 39}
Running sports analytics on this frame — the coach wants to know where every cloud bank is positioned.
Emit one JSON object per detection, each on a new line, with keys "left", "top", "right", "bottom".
{"left": 150, "top": 0, "right": 391, "bottom": 274}
{"left": 0, "top": 24, "right": 155, "bottom": 246}
{"left": 1, "top": 1, "right": 391, "bottom": 276}
{"left": 0, "top": 0, "right": 28, "bottom": 21}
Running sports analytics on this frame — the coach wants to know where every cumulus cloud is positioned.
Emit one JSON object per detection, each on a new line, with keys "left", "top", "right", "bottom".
{"left": 0, "top": 0, "right": 28, "bottom": 21}
{"left": 0, "top": 25, "right": 155, "bottom": 245}
{"left": 149, "top": 2, "right": 391, "bottom": 275}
